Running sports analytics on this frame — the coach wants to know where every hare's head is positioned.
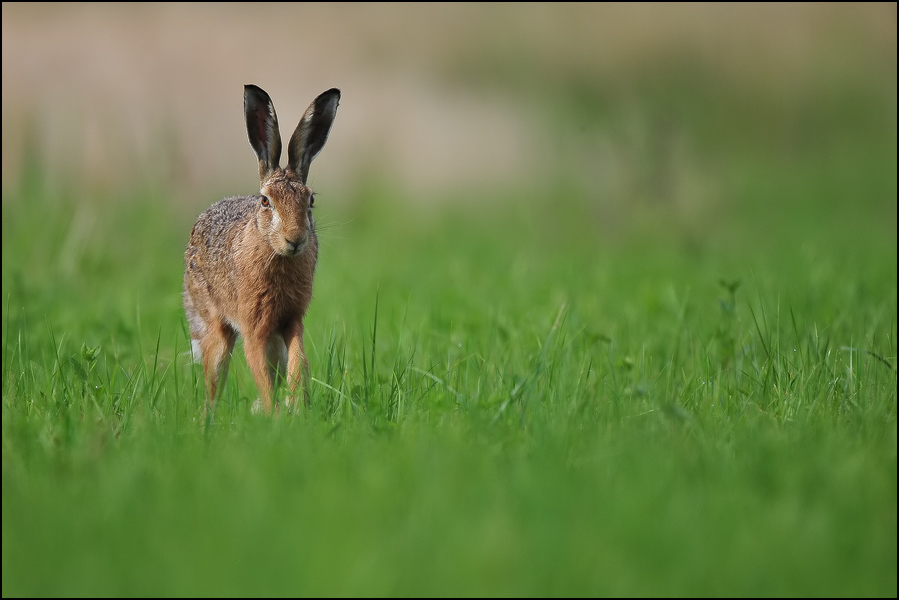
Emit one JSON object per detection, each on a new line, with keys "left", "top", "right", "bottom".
{"left": 244, "top": 84, "right": 339, "bottom": 257}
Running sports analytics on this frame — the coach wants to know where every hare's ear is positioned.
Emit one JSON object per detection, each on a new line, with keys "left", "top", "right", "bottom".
{"left": 245, "top": 84, "right": 282, "bottom": 181}
{"left": 287, "top": 88, "right": 340, "bottom": 184}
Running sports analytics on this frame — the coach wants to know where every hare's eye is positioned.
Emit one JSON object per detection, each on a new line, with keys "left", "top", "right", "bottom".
{"left": 309, "top": 194, "right": 315, "bottom": 208}
{"left": 260, "top": 196, "right": 270, "bottom": 208}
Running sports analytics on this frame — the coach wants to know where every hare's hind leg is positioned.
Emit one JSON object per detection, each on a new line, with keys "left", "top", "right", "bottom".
{"left": 185, "top": 288, "right": 237, "bottom": 411}
{"left": 199, "top": 322, "right": 237, "bottom": 410}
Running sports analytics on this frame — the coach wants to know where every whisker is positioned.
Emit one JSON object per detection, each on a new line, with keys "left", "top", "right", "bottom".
{"left": 261, "top": 248, "right": 277, "bottom": 272}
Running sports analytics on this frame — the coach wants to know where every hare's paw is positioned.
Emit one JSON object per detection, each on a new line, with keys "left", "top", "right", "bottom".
{"left": 283, "top": 395, "right": 302, "bottom": 414}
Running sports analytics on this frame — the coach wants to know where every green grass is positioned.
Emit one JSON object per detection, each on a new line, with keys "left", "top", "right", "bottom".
{"left": 2, "top": 61, "right": 896, "bottom": 595}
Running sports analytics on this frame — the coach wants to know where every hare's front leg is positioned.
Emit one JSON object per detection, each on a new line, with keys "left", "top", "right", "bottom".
{"left": 244, "top": 331, "right": 277, "bottom": 415}
{"left": 266, "top": 336, "right": 288, "bottom": 391}
{"left": 285, "top": 320, "right": 310, "bottom": 409}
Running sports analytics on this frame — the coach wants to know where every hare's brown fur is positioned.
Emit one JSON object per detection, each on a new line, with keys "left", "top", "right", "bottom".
{"left": 183, "top": 85, "right": 339, "bottom": 415}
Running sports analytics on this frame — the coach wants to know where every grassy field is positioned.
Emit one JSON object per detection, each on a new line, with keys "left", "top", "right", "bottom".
{"left": 3, "top": 36, "right": 897, "bottom": 597}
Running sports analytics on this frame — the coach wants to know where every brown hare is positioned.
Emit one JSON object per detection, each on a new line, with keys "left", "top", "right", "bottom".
{"left": 183, "top": 84, "right": 340, "bottom": 415}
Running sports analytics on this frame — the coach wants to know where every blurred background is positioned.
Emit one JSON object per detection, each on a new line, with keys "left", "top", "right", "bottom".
{"left": 3, "top": 3, "right": 895, "bottom": 228}
{"left": 1, "top": 2, "right": 896, "bottom": 335}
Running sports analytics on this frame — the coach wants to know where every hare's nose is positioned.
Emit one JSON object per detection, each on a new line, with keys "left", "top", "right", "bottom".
{"left": 285, "top": 235, "right": 306, "bottom": 253}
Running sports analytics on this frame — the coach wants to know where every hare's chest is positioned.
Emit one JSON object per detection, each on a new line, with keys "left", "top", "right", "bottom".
{"left": 241, "top": 268, "right": 313, "bottom": 322}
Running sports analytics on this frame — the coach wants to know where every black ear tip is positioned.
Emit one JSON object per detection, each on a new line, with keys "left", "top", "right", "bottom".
{"left": 245, "top": 84, "right": 269, "bottom": 99}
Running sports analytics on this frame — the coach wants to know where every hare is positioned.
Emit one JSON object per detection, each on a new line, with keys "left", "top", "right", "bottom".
{"left": 183, "top": 84, "right": 340, "bottom": 415}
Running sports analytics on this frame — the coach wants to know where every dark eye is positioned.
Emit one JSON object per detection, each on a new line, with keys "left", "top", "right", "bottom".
{"left": 261, "top": 196, "right": 270, "bottom": 208}
{"left": 309, "top": 194, "right": 315, "bottom": 208}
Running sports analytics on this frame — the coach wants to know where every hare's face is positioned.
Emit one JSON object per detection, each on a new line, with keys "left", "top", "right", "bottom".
{"left": 256, "top": 171, "right": 315, "bottom": 257}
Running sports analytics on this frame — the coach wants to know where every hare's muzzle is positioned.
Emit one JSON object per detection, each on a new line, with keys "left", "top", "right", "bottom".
{"left": 283, "top": 234, "right": 309, "bottom": 256}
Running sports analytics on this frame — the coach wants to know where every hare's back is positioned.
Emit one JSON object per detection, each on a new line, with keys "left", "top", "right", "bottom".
{"left": 187, "top": 196, "right": 257, "bottom": 258}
